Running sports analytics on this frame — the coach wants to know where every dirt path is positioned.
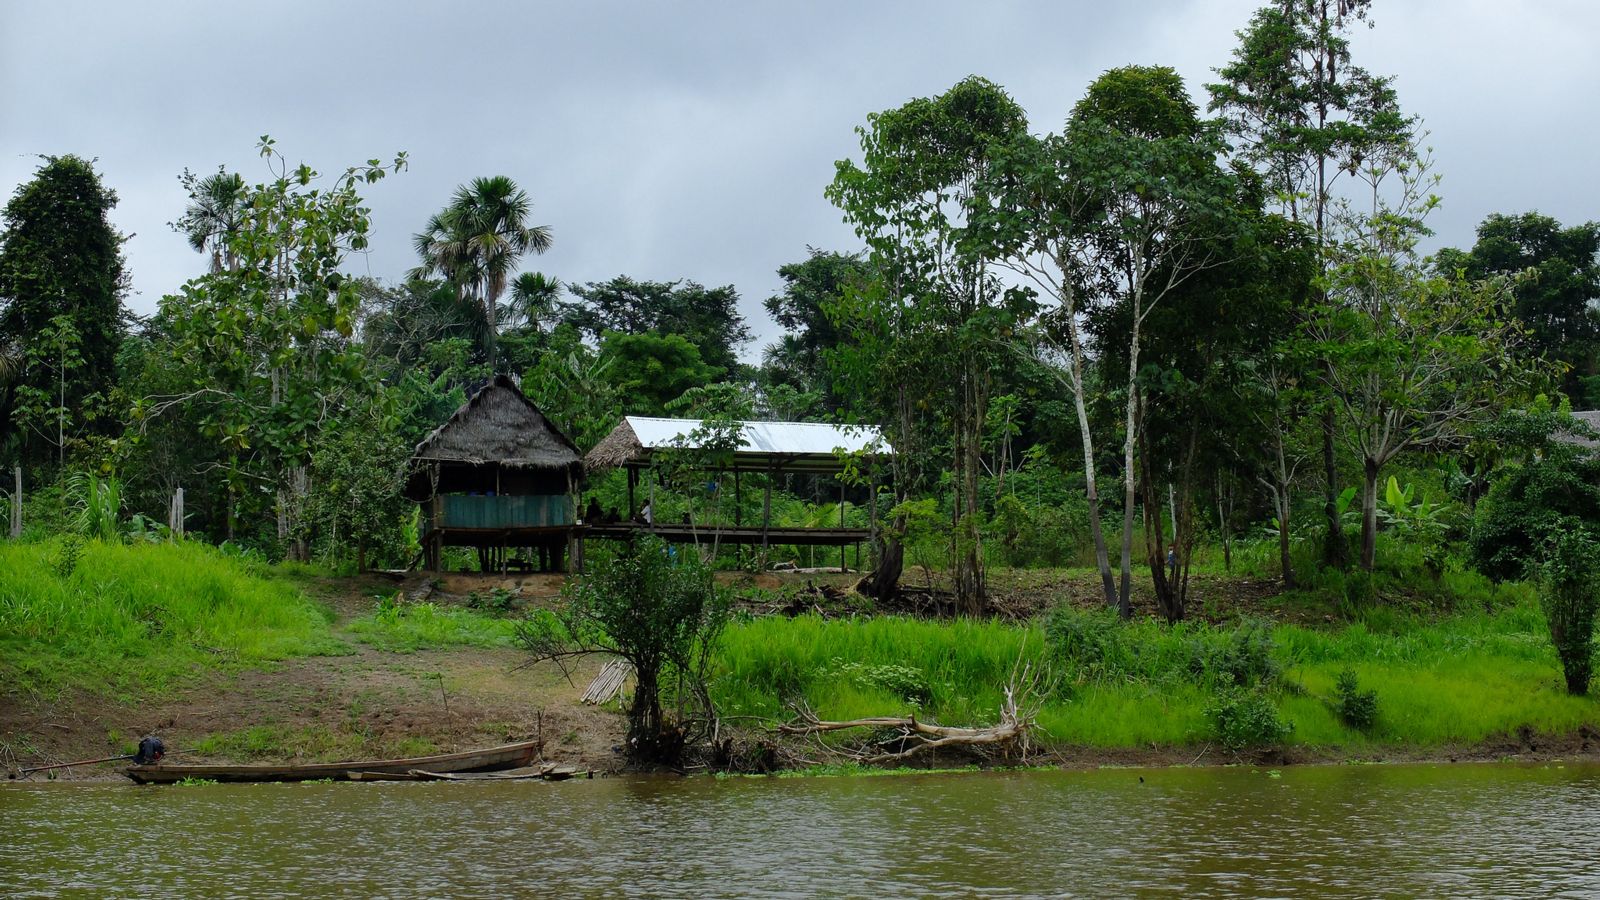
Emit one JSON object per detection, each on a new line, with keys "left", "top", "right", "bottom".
{"left": 1, "top": 574, "right": 627, "bottom": 781}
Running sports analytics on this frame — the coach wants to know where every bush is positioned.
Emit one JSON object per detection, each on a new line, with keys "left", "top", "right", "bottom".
{"left": 518, "top": 536, "right": 730, "bottom": 763}
{"left": 1190, "top": 619, "right": 1278, "bottom": 687}
{"left": 818, "top": 659, "right": 933, "bottom": 706}
{"left": 1207, "top": 686, "right": 1293, "bottom": 750}
{"left": 1332, "top": 668, "right": 1379, "bottom": 731}
{"left": 1046, "top": 607, "right": 1280, "bottom": 690}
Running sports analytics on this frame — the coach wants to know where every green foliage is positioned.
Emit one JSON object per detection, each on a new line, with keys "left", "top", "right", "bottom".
{"left": 1437, "top": 212, "right": 1600, "bottom": 396}
{"left": 346, "top": 598, "right": 518, "bottom": 652}
{"left": 600, "top": 330, "right": 720, "bottom": 416}
{"left": 1044, "top": 607, "right": 1279, "bottom": 689}
{"left": 1332, "top": 667, "right": 1379, "bottom": 731}
{"left": 303, "top": 415, "right": 412, "bottom": 569}
{"left": 0, "top": 155, "right": 126, "bottom": 471}
{"left": 817, "top": 658, "right": 933, "bottom": 706}
{"left": 66, "top": 471, "right": 125, "bottom": 542}
{"left": 1207, "top": 685, "right": 1293, "bottom": 750}
{"left": 412, "top": 175, "right": 552, "bottom": 365}
{"left": 0, "top": 539, "right": 340, "bottom": 695}
{"left": 565, "top": 276, "right": 751, "bottom": 374}
{"left": 466, "top": 587, "right": 518, "bottom": 613}
{"left": 147, "top": 138, "right": 407, "bottom": 559}
{"left": 1535, "top": 531, "right": 1600, "bottom": 695}
{"left": 518, "top": 536, "right": 731, "bottom": 761}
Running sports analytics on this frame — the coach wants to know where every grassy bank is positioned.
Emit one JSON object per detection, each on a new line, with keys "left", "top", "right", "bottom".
{"left": 0, "top": 539, "right": 343, "bottom": 697}
{"left": 713, "top": 602, "right": 1600, "bottom": 753}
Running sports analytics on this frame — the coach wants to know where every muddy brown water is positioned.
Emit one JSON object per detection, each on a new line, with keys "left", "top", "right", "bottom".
{"left": 5, "top": 763, "right": 1600, "bottom": 898}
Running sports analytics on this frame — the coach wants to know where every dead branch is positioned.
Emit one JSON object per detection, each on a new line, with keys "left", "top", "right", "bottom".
{"left": 776, "top": 664, "right": 1042, "bottom": 765}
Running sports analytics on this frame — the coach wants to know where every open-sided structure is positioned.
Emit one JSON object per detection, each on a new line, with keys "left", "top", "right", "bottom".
{"left": 405, "top": 375, "right": 583, "bottom": 571}
{"left": 582, "top": 416, "right": 892, "bottom": 563}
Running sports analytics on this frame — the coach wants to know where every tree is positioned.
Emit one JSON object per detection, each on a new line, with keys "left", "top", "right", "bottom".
{"left": 564, "top": 276, "right": 751, "bottom": 374}
{"left": 827, "top": 75, "right": 1029, "bottom": 615}
{"left": 518, "top": 536, "right": 731, "bottom": 762}
{"left": 1471, "top": 405, "right": 1600, "bottom": 695}
{"left": 762, "top": 249, "right": 870, "bottom": 410}
{"left": 1209, "top": 0, "right": 1413, "bottom": 570}
{"left": 1061, "top": 66, "right": 1241, "bottom": 618}
{"left": 0, "top": 154, "right": 127, "bottom": 472}
{"left": 1437, "top": 213, "right": 1600, "bottom": 402}
{"left": 523, "top": 324, "right": 621, "bottom": 452}
{"left": 1320, "top": 150, "right": 1524, "bottom": 570}
{"left": 601, "top": 331, "right": 720, "bottom": 416}
{"left": 507, "top": 271, "right": 564, "bottom": 334}
{"left": 412, "top": 176, "right": 552, "bottom": 367}
{"left": 173, "top": 168, "right": 248, "bottom": 273}
{"left": 145, "top": 137, "right": 406, "bottom": 559}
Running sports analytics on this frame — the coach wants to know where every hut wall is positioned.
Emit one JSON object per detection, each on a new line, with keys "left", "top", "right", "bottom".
{"left": 427, "top": 493, "right": 573, "bottom": 531}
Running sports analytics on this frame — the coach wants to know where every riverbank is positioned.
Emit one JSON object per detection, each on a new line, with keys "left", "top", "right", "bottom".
{"left": 4, "top": 540, "right": 1598, "bottom": 781}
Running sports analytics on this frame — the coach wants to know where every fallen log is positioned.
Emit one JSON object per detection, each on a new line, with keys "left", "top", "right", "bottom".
{"left": 776, "top": 668, "right": 1039, "bottom": 764}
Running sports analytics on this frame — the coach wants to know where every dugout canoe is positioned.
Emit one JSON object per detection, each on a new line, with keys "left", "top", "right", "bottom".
{"left": 125, "top": 740, "right": 539, "bottom": 784}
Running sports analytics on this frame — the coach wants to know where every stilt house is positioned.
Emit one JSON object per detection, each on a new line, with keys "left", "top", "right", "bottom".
{"left": 404, "top": 375, "right": 583, "bottom": 571}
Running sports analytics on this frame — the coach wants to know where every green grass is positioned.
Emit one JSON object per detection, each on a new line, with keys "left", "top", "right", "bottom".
{"left": 192, "top": 723, "right": 437, "bottom": 761}
{"left": 0, "top": 539, "right": 344, "bottom": 697}
{"left": 713, "top": 605, "right": 1600, "bottom": 752}
{"left": 343, "top": 601, "right": 520, "bottom": 652}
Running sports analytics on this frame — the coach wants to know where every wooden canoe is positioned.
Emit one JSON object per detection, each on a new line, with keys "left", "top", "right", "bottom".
{"left": 125, "top": 740, "right": 539, "bottom": 785}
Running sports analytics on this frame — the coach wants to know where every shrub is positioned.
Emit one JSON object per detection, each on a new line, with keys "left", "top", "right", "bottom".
{"left": 1332, "top": 668, "right": 1379, "bottom": 731}
{"left": 1207, "top": 686, "right": 1293, "bottom": 750}
{"left": 1190, "top": 619, "right": 1278, "bottom": 688}
{"left": 1045, "top": 606, "right": 1126, "bottom": 676}
{"left": 819, "top": 659, "right": 933, "bottom": 706}
{"left": 518, "top": 536, "right": 730, "bottom": 763}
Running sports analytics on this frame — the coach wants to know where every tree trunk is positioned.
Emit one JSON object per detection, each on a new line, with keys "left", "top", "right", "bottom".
{"left": 1360, "top": 455, "right": 1379, "bottom": 571}
{"left": 1321, "top": 407, "right": 1346, "bottom": 569}
{"left": 1117, "top": 372, "right": 1141, "bottom": 620}
{"left": 627, "top": 666, "right": 667, "bottom": 762}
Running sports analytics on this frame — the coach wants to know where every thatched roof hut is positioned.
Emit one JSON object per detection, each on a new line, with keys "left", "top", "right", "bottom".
{"left": 404, "top": 375, "right": 582, "bottom": 501}
{"left": 585, "top": 415, "right": 890, "bottom": 475}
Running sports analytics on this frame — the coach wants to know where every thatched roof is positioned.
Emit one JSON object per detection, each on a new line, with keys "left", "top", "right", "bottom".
{"left": 411, "top": 374, "right": 582, "bottom": 471}
{"left": 585, "top": 416, "right": 891, "bottom": 474}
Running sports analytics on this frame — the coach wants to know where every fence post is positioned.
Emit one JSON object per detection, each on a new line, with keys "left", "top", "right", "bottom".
{"left": 169, "top": 486, "right": 185, "bottom": 540}
{"left": 9, "top": 466, "right": 20, "bottom": 539}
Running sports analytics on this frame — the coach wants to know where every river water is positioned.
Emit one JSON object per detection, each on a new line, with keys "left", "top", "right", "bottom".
{"left": 5, "top": 763, "right": 1600, "bottom": 898}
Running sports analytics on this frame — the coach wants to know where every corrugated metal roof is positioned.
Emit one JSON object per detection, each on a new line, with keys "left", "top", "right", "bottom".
{"left": 623, "top": 416, "right": 891, "bottom": 456}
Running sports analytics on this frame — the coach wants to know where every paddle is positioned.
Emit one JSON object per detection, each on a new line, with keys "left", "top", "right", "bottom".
{"left": 8, "top": 735, "right": 178, "bottom": 779}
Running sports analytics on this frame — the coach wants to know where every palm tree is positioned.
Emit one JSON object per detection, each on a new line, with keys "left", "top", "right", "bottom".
{"left": 508, "top": 272, "right": 564, "bottom": 333}
{"left": 412, "top": 176, "right": 552, "bottom": 366}
{"left": 175, "top": 169, "right": 247, "bottom": 273}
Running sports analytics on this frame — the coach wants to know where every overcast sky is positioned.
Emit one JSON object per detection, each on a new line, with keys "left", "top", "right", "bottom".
{"left": 3, "top": 1, "right": 1596, "bottom": 361}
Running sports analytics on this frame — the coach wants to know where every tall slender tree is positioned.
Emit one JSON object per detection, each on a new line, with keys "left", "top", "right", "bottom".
{"left": 1209, "top": 0, "right": 1412, "bottom": 570}
{"left": 413, "top": 176, "right": 551, "bottom": 366}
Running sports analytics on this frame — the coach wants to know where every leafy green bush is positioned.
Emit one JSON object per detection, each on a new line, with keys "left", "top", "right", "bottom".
{"left": 1046, "top": 607, "right": 1280, "bottom": 689}
{"left": 1333, "top": 668, "right": 1379, "bottom": 731}
{"left": 1207, "top": 687, "right": 1293, "bottom": 750}
{"left": 818, "top": 658, "right": 933, "bottom": 706}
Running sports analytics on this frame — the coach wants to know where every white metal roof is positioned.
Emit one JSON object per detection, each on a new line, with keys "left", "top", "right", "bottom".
{"left": 623, "top": 416, "right": 891, "bottom": 457}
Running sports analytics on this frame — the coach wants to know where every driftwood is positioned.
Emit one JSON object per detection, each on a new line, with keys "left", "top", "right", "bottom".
{"left": 581, "top": 658, "right": 633, "bottom": 705}
{"left": 777, "top": 668, "right": 1039, "bottom": 764}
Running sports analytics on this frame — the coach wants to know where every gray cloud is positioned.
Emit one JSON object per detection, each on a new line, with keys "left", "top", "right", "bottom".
{"left": 3, "top": 0, "right": 1595, "bottom": 361}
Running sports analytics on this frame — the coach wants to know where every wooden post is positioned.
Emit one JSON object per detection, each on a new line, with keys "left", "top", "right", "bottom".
{"left": 168, "top": 486, "right": 185, "bottom": 540}
{"left": 840, "top": 479, "right": 847, "bottom": 572}
{"left": 761, "top": 464, "right": 773, "bottom": 555}
{"left": 627, "top": 467, "right": 637, "bottom": 519}
{"left": 9, "top": 465, "right": 20, "bottom": 539}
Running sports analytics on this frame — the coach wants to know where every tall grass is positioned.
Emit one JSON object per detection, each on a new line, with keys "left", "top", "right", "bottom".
{"left": 345, "top": 600, "right": 520, "bottom": 651}
{"left": 714, "top": 604, "right": 1600, "bottom": 751}
{"left": 0, "top": 539, "right": 342, "bottom": 696}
